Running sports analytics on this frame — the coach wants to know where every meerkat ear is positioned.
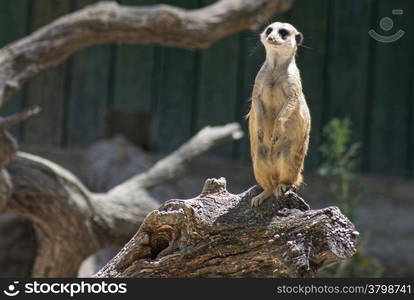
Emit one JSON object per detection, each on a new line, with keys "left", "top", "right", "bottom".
{"left": 295, "top": 32, "right": 304, "bottom": 45}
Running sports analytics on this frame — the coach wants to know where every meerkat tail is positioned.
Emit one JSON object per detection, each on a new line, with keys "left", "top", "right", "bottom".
{"left": 251, "top": 190, "right": 273, "bottom": 207}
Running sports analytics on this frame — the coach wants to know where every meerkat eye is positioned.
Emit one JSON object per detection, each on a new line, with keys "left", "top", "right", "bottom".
{"left": 278, "top": 28, "right": 289, "bottom": 39}
{"left": 265, "top": 27, "right": 273, "bottom": 36}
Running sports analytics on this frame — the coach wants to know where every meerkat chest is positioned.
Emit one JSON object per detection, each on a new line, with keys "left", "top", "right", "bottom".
{"left": 259, "top": 74, "right": 286, "bottom": 115}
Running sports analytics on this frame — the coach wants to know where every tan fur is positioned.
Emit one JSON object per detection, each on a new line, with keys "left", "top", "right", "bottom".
{"left": 248, "top": 22, "right": 310, "bottom": 207}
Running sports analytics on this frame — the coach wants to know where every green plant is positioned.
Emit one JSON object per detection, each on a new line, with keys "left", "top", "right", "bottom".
{"left": 317, "top": 118, "right": 382, "bottom": 277}
{"left": 318, "top": 118, "right": 360, "bottom": 220}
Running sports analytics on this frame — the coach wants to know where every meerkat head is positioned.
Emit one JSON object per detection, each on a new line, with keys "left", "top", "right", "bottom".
{"left": 261, "top": 22, "right": 303, "bottom": 57}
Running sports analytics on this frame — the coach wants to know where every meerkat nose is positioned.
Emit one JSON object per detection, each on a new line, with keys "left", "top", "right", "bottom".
{"left": 267, "top": 36, "right": 278, "bottom": 45}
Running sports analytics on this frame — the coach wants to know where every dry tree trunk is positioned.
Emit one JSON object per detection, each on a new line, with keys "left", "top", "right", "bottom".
{"left": 95, "top": 179, "right": 357, "bottom": 278}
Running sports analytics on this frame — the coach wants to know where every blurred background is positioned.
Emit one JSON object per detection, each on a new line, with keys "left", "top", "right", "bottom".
{"left": 0, "top": 0, "right": 413, "bottom": 277}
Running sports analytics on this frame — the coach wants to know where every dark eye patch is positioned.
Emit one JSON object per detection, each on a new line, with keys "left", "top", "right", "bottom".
{"left": 265, "top": 27, "right": 273, "bottom": 36}
{"left": 278, "top": 28, "right": 289, "bottom": 39}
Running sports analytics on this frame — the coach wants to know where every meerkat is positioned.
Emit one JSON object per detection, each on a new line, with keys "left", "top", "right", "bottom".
{"left": 248, "top": 22, "right": 310, "bottom": 207}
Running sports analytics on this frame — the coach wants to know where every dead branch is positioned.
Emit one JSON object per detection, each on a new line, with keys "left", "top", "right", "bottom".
{"left": 0, "top": 0, "right": 292, "bottom": 106}
{"left": 95, "top": 179, "right": 357, "bottom": 278}
{"left": 0, "top": 106, "right": 41, "bottom": 130}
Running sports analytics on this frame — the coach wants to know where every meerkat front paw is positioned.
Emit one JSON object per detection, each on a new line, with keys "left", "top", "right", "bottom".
{"left": 251, "top": 190, "right": 272, "bottom": 207}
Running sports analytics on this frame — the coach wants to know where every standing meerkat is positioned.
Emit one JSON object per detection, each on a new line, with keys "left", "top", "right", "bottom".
{"left": 248, "top": 22, "right": 310, "bottom": 207}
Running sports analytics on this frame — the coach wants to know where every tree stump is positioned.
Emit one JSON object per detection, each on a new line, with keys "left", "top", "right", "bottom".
{"left": 96, "top": 178, "right": 358, "bottom": 278}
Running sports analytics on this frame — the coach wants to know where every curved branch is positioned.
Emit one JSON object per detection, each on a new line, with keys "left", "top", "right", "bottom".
{"left": 0, "top": 0, "right": 292, "bottom": 106}
{"left": 109, "top": 123, "right": 243, "bottom": 193}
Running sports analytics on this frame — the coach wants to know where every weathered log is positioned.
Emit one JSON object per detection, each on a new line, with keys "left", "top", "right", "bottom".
{"left": 95, "top": 178, "right": 358, "bottom": 278}
{"left": 0, "top": 0, "right": 292, "bottom": 106}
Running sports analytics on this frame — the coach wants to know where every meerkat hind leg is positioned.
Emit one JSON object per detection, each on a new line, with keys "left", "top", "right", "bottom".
{"left": 251, "top": 190, "right": 273, "bottom": 207}
{"left": 274, "top": 184, "right": 290, "bottom": 198}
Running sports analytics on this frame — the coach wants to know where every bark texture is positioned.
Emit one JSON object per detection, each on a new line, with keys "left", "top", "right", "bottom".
{"left": 96, "top": 178, "right": 358, "bottom": 278}
{"left": 0, "top": 0, "right": 292, "bottom": 105}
